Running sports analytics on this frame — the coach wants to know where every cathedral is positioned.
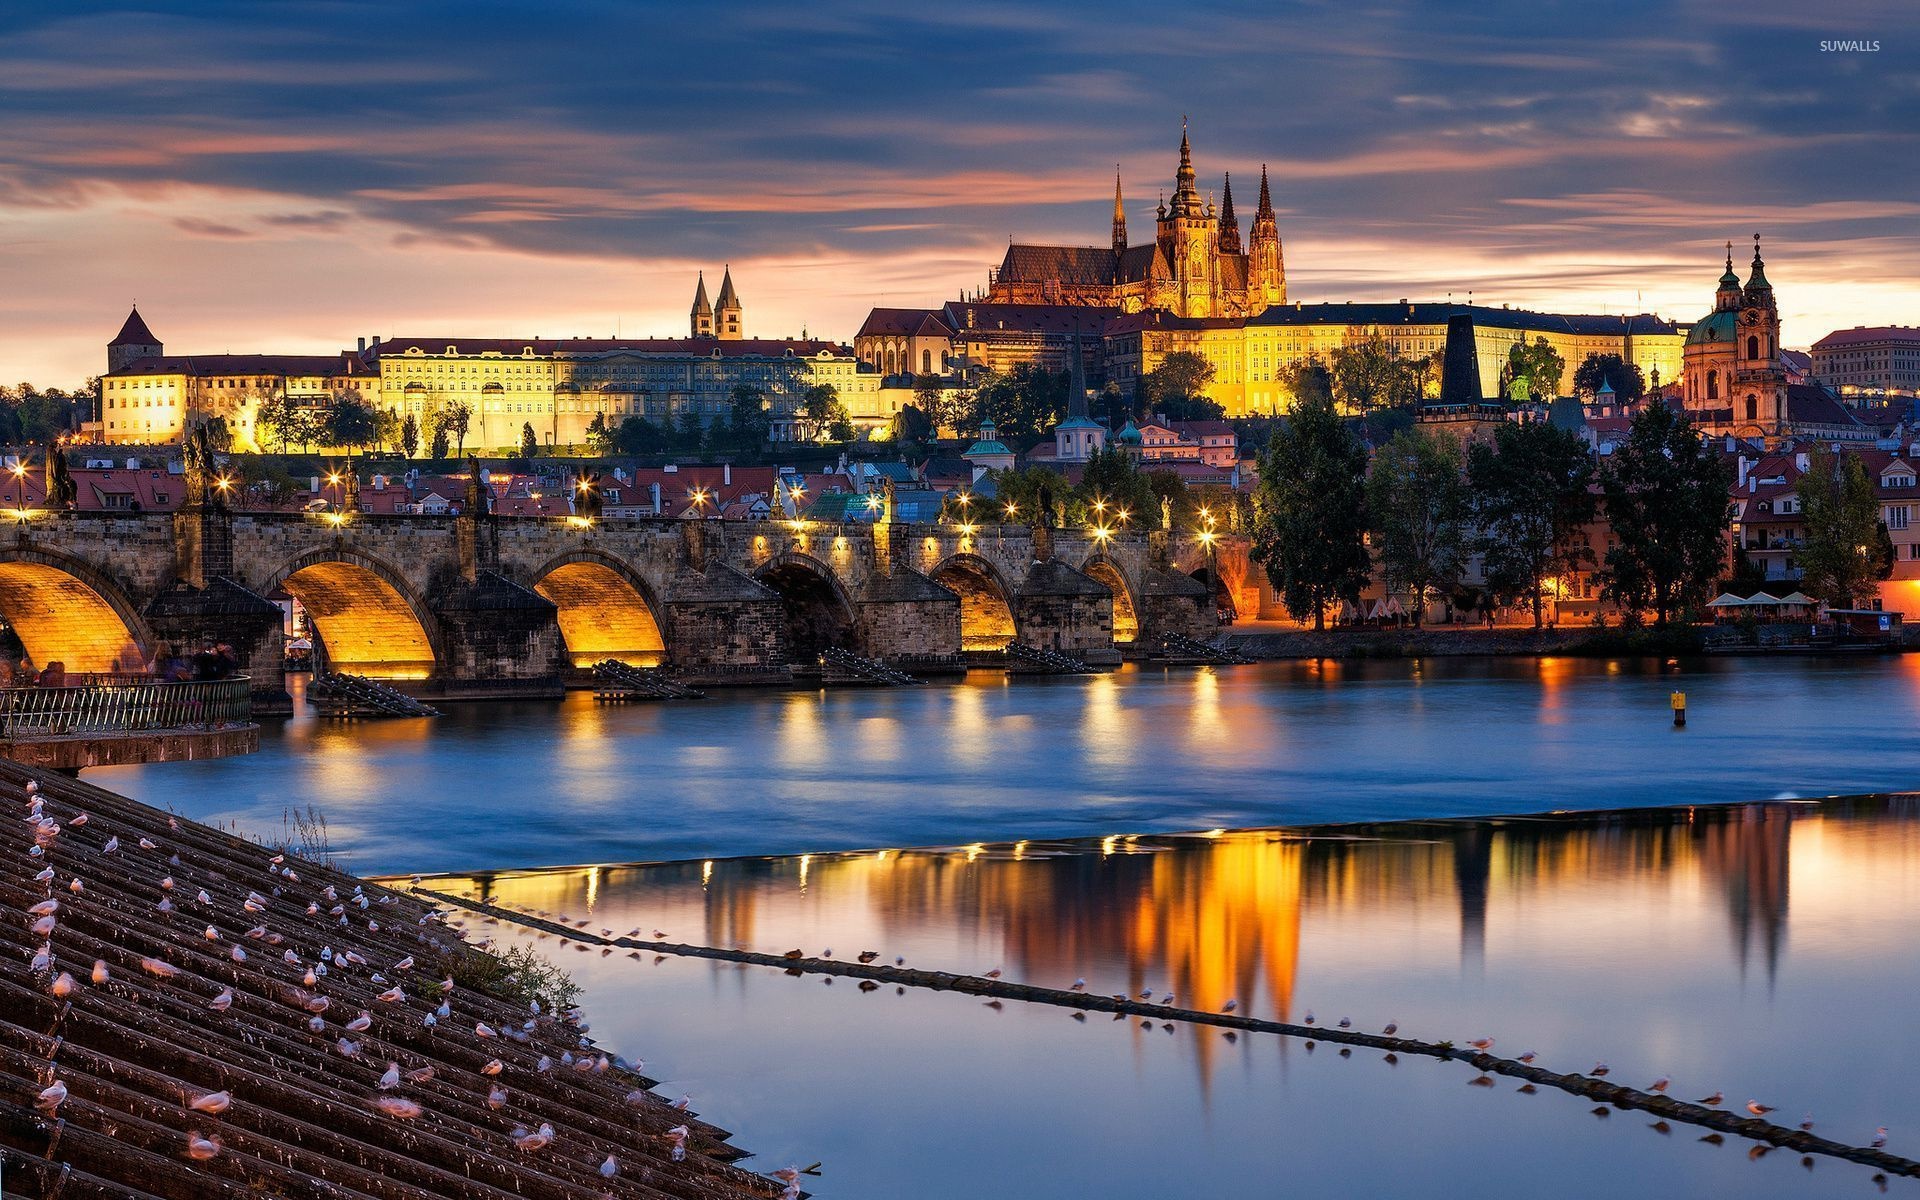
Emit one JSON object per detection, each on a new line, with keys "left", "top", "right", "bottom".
{"left": 985, "top": 125, "right": 1286, "bottom": 319}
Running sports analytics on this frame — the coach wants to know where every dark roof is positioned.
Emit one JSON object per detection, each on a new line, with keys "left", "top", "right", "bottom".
{"left": 855, "top": 308, "right": 955, "bottom": 339}
{"left": 995, "top": 244, "right": 1119, "bottom": 288}
{"left": 110, "top": 307, "right": 159, "bottom": 347}
{"left": 0, "top": 763, "right": 779, "bottom": 1200}
{"left": 940, "top": 301, "right": 1123, "bottom": 336}
{"left": 1786, "top": 384, "right": 1868, "bottom": 429}
{"left": 105, "top": 353, "right": 364, "bottom": 380}
{"left": 1813, "top": 326, "right": 1920, "bottom": 350}
{"left": 1250, "top": 302, "right": 1678, "bottom": 337}
{"left": 370, "top": 337, "right": 848, "bottom": 359}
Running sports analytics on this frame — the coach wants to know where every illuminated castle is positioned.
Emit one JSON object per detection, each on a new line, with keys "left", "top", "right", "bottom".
{"left": 984, "top": 123, "right": 1286, "bottom": 319}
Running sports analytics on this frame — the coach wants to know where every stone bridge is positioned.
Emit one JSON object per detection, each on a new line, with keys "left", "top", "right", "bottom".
{"left": 0, "top": 506, "right": 1250, "bottom": 712}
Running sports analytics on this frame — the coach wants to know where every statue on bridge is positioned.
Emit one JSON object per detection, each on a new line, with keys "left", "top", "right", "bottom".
{"left": 879, "top": 475, "right": 896, "bottom": 525}
{"left": 181, "top": 422, "right": 224, "bottom": 512}
{"left": 463, "top": 456, "right": 492, "bottom": 517}
{"left": 41, "top": 443, "right": 76, "bottom": 510}
{"left": 1036, "top": 483, "right": 1056, "bottom": 530}
{"left": 1160, "top": 494, "right": 1172, "bottom": 531}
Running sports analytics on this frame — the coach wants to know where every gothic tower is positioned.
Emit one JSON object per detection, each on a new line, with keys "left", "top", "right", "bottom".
{"left": 108, "top": 305, "right": 162, "bottom": 374}
{"left": 1155, "top": 122, "right": 1219, "bottom": 318}
{"left": 1217, "top": 173, "right": 1242, "bottom": 255}
{"left": 715, "top": 267, "right": 743, "bottom": 340}
{"left": 1111, "top": 167, "right": 1127, "bottom": 256}
{"left": 690, "top": 273, "right": 714, "bottom": 338}
{"left": 1246, "top": 165, "right": 1286, "bottom": 310}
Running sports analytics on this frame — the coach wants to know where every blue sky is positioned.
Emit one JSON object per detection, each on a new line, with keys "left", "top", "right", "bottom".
{"left": 1, "top": 0, "right": 1914, "bottom": 381}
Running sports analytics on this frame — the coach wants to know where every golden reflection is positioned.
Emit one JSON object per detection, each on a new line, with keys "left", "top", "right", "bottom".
{"left": 1080, "top": 672, "right": 1129, "bottom": 767}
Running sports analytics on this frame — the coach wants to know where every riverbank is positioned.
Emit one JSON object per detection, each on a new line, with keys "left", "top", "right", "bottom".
{"left": 1215, "top": 623, "right": 1709, "bottom": 659}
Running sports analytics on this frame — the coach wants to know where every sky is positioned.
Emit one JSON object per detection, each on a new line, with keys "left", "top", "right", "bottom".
{"left": 1, "top": 0, "right": 1915, "bottom": 385}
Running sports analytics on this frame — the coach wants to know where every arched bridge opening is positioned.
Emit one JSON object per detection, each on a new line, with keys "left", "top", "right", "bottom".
{"left": 273, "top": 556, "right": 438, "bottom": 680}
{"left": 1190, "top": 567, "right": 1236, "bottom": 620}
{"left": 756, "top": 556, "right": 855, "bottom": 664}
{"left": 1081, "top": 557, "right": 1139, "bottom": 645}
{"left": 0, "top": 553, "right": 149, "bottom": 676}
{"left": 533, "top": 558, "right": 666, "bottom": 668}
{"left": 931, "top": 555, "right": 1018, "bottom": 651}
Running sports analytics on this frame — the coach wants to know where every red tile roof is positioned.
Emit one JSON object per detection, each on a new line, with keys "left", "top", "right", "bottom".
{"left": 1812, "top": 326, "right": 1920, "bottom": 349}
{"left": 109, "top": 307, "right": 159, "bottom": 348}
{"left": 855, "top": 309, "right": 954, "bottom": 339}
{"left": 370, "top": 337, "right": 849, "bottom": 360}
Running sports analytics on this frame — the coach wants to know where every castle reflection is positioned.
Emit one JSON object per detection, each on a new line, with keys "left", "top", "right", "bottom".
{"left": 437, "top": 797, "right": 1881, "bottom": 1077}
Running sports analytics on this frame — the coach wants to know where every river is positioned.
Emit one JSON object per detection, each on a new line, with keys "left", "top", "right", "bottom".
{"left": 89, "top": 656, "right": 1920, "bottom": 1196}
{"left": 97, "top": 654, "right": 1920, "bottom": 877}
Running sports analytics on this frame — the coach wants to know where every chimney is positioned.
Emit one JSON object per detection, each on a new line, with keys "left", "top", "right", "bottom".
{"left": 1737, "top": 455, "right": 1751, "bottom": 486}
{"left": 650, "top": 482, "right": 662, "bottom": 514}
{"left": 723, "top": 463, "right": 731, "bottom": 486}
{"left": 357, "top": 336, "right": 366, "bottom": 353}
{"left": 370, "top": 335, "right": 381, "bottom": 348}
{"left": 1795, "top": 451, "right": 1809, "bottom": 472}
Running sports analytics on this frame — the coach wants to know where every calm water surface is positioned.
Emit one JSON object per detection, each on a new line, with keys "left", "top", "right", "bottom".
{"left": 98, "top": 655, "right": 1920, "bottom": 876}
{"left": 430, "top": 802, "right": 1920, "bottom": 1198}
{"left": 91, "top": 657, "right": 1920, "bottom": 1196}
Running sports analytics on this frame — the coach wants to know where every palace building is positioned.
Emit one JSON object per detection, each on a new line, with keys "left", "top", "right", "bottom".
{"left": 99, "top": 272, "right": 879, "bottom": 448}
{"left": 985, "top": 124, "right": 1285, "bottom": 319}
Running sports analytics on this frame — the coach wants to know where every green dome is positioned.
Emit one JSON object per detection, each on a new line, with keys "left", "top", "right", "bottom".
{"left": 1116, "top": 420, "right": 1142, "bottom": 445}
{"left": 1686, "top": 309, "right": 1736, "bottom": 346}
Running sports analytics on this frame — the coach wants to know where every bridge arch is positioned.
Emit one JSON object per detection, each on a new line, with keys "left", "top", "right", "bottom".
{"left": 753, "top": 552, "right": 856, "bottom": 663}
{"left": 529, "top": 549, "right": 668, "bottom": 668}
{"left": 1079, "top": 553, "right": 1140, "bottom": 645}
{"left": 0, "top": 546, "right": 152, "bottom": 674}
{"left": 930, "top": 552, "right": 1019, "bottom": 651}
{"left": 261, "top": 547, "right": 442, "bottom": 680}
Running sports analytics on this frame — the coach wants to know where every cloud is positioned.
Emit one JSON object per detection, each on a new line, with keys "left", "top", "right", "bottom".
{"left": 0, "top": 0, "right": 1915, "bottom": 384}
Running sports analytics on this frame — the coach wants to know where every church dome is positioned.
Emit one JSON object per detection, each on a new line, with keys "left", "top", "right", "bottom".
{"left": 1116, "top": 419, "right": 1142, "bottom": 445}
{"left": 1686, "top": 309, "right": 1737, "bottom": 346}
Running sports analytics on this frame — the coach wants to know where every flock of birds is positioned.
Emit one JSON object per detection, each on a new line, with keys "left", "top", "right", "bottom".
{"left": 483, "top": 890, "right": 1908, "bottom": 1190}
{"left": 20, "top": 778, "right": 810, "bottom": 1200}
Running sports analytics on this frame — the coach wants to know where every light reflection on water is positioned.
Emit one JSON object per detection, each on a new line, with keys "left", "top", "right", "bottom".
{"left": 88, "top": 654, "right": 1920, "bottom": 877}
{"left": 426, "top": 800, "right": 1920, "bottom": 1198}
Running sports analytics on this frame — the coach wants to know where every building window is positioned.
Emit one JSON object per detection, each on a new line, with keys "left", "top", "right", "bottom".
{"left": 1748, "top": 336, "right": 1760, "bottom": 360}
{"left": 1746, "top": 396, "right": 1757, "bottom": 422}
{"left": 1707, "top": 370, "right": 1718, "bottom": 399}
{"left": 1887, "top": 506, "right": 1910, "bottom": 532}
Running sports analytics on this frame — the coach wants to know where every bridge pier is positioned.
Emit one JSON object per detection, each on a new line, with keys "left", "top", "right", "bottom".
{"left": 425, "top": 570, "right": 566, "bottom": 700}
{"left": 1015, "top": 560, "right": 1117, "bottom": 663}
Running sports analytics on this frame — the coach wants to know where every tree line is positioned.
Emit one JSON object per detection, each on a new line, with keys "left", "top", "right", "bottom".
{"left": 1250, "top": 370, "right": 1736, "bottom": 630}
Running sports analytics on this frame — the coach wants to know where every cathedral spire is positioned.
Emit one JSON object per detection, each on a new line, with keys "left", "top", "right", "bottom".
{"left": 1112, "top": 166, "right": 1127, "bottom": 254}
{"left": 690, "top": 272, "right": 713, "bottom": 338}
{"left": 1217, "top": 172, "right": 1241, "bottom": 254}
{"left": 1170, "top": 118, "right": 1199, "bottom": 214}
{"left": 1256, "top": 164, "right": 1274, "bottom": 219}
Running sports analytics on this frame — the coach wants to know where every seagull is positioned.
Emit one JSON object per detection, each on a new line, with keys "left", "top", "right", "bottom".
{"left": 666, "top": 1125, "right": 690, "bottom": 1162}
{"left": 1799, "top": 1114, "right": 1815, "bottom": 1132}
{"left": 1591, "top": 1062, "right": 1610, "bottom": 1077}
{"left": 984, "top": 969, "right": 1002, "bottom": 979}
{"left": 188, "top": 1090, "right": 231, "bottom": 1115}
{"left": 1699, "top": 1091, "right": 1724, "bottom": 1106}
{"left": 185, "top": 1130, "right": 223, "bottom": 1161}
{"left": 1383, "top": 1022, "right": 1398, "bottom": 1036}
{"left": 1222, "top": 999, "right": 1238, "bottom": 1013}
{"left": 482, "top": 1059, "right": 503, "bottom": 1075}
{"left": 91, "top": 960, "right": 108, "bottom": 985}
{"left": 49, "top": 972, "right": 76, "bottom": 999}
{"left": 346, "top": 1012, "right": 372, "bottom": 1033}
{"left": 35, "top": 1080, "right": 67, "bottom": 1114}
{"left": 512, "top": 1123, "right": 554, "bottom": 1151}
{"left": 1873, "top": 1126, "right": 1889, "bottom": 1149}
{"left": 1650, "top": 1077, "right": 1670, "bottom": 1093}
{"left": 1746, "top": 1100, "right": 1775, "bottom": 1117}
{"left": 336, "top": 1037, "right": 361, "bottom": 1058}
{"left": 1304, "top": 1012, "right": 1316, "bottom": 1025}
{"left": 1517, "top": 1051, "right": 1536, "bottom": 1064}
{"left": 378, "top": 1062, "right": 401, "bottom": 1090}
{"left": 1467, "top": 1038, "right": 1495, "bottom": 1053}
{"left": 487, "top": 1084, "right": 508, "bottom": 1109}
{"left": 1070, "top": 979, "right": 1086, "bottom": 992}
{"left": 103, "top": 837, "right": 119, "bottom": 853}
{"left": 858, "top": 951, "right": 879, "bottom": 964}
{"left": 600, "top": 1155, "right": 618, "bottom": 1177}
{"left": 673, "top": 1094, "right": 691, "bottom": 1111}
{"left": 373, "top": 1096, "right": 423, "bottom": 1118}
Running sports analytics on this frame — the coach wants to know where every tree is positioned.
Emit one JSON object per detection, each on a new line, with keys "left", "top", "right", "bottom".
{"left": 1467, "top": 419, "right": 1596, "bottom": 628}
{"left": 1330, "top": 331, "right": 1423, "bottom": 416}
{"left": 967, "top": 365, "right": 1068, "bottom": 439}
{"left": 443, "top": 401, "right": 473, "bottom": 457}
{"left": 890, "top": 403, "right": 934, "bottom": 448}
{"left": 1573, "top": 353, "right": 1646, "bottom": 405}
{"left": 428, "top": 421, "right": 451, "bottom": 461}
{"left": 981, "top": 465, "right": 1071, "bottom": 525}
{"left": 372, "top": 407, "right": 401, "bottom": 454}
{"left": 611, "top": 416, "right": 669, "bottom": 456}
{"left": 1503, "top": 336, "right": 1567, "bottom": 401}
{"left": 1599, "top": 403, "right": 1733, "bottom": 625}
{"left": 1249, "top": 390, "right": 1372, "bottom": 629}
{"left": 1074, "top": 446, "right": 1157, "bottom": 528}
{"left": 1366, "top": 428, "right": 1468, "bottom": 625}
{"left": 728, "top": 384, "right": 770, "bottom": 448}
{"left": 1139, "top": 352, "right": 1217, "bottom": 417}
{"left": 520, "top": 422, "right": 539, "bottom": 460}
{"left": 1795, "top": 446, "right": 1889, "bottom": 608}
{"left": 799, "top": 384, "right": 839, "bottom": 442}
{"left": 1277, "top": 359, "right": 1335, "bottom": 412}
{"left": 400, "top": 412, "right": 420, "bottom": 459}
{"left": 255, "top": 393, "right": 298, "bottom": 453}
{"left": 326, "top": 392, "right": 378, "bottom": 453}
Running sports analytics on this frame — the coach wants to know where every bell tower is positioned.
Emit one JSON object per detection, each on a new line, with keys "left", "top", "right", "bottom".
{"left": 1155, "top": 121, "right": 1218, "bottom": 317}
{"left": 1246, "top": 165, "right": 1285, "bottom": 309}
{"left": 108, "top": 305, "right": 162, "bottom": 374}
{"left": 1735, "top": 234, "right": 1786, "bottom": 442}
{"left": 690, "top": 273, "right": 714, "bottom": 338}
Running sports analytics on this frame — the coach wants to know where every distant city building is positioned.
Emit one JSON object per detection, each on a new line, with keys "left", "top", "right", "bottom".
{"left": 1811, "top": 325, "right": 1920, "bottom": 398}
{"left": 97, "top": 275, "right": 873, "bottom": 448}
{"left": 985, "top": 124, "right": 1285, "bottom": 320}
{"left": 1679, "top": 239, "right": 1874, "bottom": 444}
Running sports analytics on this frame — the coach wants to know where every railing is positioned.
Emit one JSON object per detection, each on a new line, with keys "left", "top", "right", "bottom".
{"left": 0, "top": 676, "right": 253, "bottom": 741}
